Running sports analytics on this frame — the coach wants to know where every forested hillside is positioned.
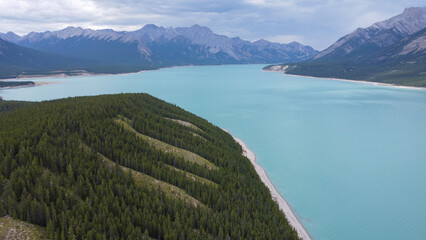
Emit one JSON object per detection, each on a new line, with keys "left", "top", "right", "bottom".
{"left": 0, "top": 94, "right": 299, "bottom": 240}
{"left": 0, "top": 38, "right": 99, "bottom": 80}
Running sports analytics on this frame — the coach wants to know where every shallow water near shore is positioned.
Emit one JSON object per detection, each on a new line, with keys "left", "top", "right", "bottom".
{"left": 2, "top": 64, "right": 426, "bottom": 240}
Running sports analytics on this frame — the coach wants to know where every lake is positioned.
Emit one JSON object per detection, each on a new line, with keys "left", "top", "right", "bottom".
{"left": 2, "top": 64, "right": 426, "bottom": 240}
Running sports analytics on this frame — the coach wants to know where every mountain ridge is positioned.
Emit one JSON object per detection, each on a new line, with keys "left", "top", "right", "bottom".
{"left": 314, "top": 7, "right": 426, "bottom": 60}
{"left": 2, "top": 24, "right": 318, "bottom": 64}
{"left": 264, "top": 7, "right": 426, "bottom": 87}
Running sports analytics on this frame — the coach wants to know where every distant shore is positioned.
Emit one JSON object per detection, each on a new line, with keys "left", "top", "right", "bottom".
{"left": 0, "top": 64, "right": 219, "bottom": 82}
{"left": 0, "top": 64, "right": 253, "bottom": 83}
{"left": 4, "top": 65, "right": 426, "bottom": 91}
{"left": 264, "top": 67, "right": 426, "bottom": 91}
{"left": 227, "top": 130, "right": 312, "bottom": 240}
{"left": 1, "top": 71, "right": 122, "bottom": 82}
{"left": 287, "top": 73, "right": 426, "bottom": 90}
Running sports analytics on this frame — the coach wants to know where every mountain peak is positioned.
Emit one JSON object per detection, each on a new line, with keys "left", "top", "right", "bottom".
{"left": 253, "top": 39, "right": 269, "bottom": 44}
{"left": 403, "top": 6, "right": 426, "bottom": 14}
{"left": 64, "top": 26, "right": 82, "bottom": 30}
{"left": 314, "top": 6, "right": 426, "bottom": 60}
{"left": 6, "top": 31, "right": 19, "bottom": 36}
{"left": 188, "top": 24, "right": 213, "bottom": 34}
{"left": 53, "top": 26, "right": 89, "bottom": 39}
{"left": 286, "top": 41, "right": 304, "bottom": 47}
{"left": 253, "top": 39, "right": 272, "bottom": 47}
{"left": 372, "top": 6, "right": 426, "bottom": 34}
{"left": 142, "top": 24, "right": 161, "bottom": 30}
{"left": 0, "top": 31, "right": 22, "bottom": 43}
{"left": 132, "top": 24, "right": 173, "bottom": 43}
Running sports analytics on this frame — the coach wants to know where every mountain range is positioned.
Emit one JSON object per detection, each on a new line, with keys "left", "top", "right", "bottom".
{"left": 0, "top": 25, "right": 318, "bottom": 79}
{"left": 0, "top": 38, "right": 95, "bottom": 79}
{"left": 2, "top": 8, "right": 424, "bottom": 86}
{"left": 265, "top": 7, "right": 426, "bottom": 87}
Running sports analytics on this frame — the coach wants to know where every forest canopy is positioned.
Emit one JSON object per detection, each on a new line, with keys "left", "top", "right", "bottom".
{"left": 0, "top": 93, "right": 299, "bottom": 240}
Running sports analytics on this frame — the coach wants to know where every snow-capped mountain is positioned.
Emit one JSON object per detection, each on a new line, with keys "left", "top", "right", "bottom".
{"left": 1, "top": 24, "right": 318, "bottom": 65}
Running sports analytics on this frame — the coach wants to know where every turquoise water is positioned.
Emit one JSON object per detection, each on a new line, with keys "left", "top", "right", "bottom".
{"left": 2, "top": 65, "right": 426, "bottom": 240}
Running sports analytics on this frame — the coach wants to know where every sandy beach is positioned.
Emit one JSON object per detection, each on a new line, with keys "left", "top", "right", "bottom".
{"left": 229, "top": 132, "right": 312, "bottom": 240}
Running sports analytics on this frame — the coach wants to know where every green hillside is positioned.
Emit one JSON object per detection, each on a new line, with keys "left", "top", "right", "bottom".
{"left": 0, "top": 94, "right": 299, "bottom": 240}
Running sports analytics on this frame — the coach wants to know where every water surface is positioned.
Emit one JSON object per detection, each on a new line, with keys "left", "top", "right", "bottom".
{"left": 2, "top": 65, "right": 426, "bottom": 240}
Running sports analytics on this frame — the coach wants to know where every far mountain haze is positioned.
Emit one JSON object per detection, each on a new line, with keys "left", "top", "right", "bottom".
{"left": 0, "top": 24, "right": 318, "bottom": 79}
{"left": 0, "top": 38, "right": 97, "bottom": 79}
{"left": 1, "top": 7, "right": 424, "bottom": 87}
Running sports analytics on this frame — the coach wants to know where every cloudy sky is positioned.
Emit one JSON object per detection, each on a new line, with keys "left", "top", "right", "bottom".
{"left": 0, "top": 0, "right": 424, "bottom": 50}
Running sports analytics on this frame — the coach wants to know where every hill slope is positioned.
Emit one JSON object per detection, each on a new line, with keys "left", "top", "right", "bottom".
{"left": 0, "top": 94, "right": 300, "bottom": 240}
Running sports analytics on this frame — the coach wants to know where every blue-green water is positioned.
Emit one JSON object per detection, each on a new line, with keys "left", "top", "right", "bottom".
{"left": 2, "top": 65, "right": 426, "bottom": 240}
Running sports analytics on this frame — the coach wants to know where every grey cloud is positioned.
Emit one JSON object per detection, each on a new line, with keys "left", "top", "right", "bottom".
{"left": 0, "top": 0, "right": 424, "bottom": 49}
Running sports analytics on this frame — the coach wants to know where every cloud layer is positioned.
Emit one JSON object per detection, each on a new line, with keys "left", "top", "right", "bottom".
{"left": 0, "top": 0, "right": 424, "bottom": 49}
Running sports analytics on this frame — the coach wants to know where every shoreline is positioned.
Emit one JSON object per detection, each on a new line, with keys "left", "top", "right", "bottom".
{"left": 0, "top": 67, "right": 164, "bottom": 82}
{"left": 4, "top": 65, "right": 426, "bottom": 91}
{"left": 264, "top": 68, "right": 426, "bottom": 91}
{"left": 0, "top": 81, "right": 59, "bottom": 90}
{"left": 227, "top": 131, "right": 312, "bottom": 240}
{"left": 0, "top": 64, "right": 231, "bottom": 82}
{"left": 0, "top": 63, "right": 262, "bottom": 82}
{"left": 0, "top": 71, "right": 141, "bottom": 82}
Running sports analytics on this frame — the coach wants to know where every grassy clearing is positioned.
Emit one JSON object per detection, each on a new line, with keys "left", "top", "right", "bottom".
{"left": 0, "top": 216, "right": 47, "bottom": 240}
{"left": 164, "top": 117, "right": 208, "bottom": 141}
{"left": 115, "top": 117, "right": 218, "bottom": 170}
{"left": 101, "top": 152, "right": 204, "bottom": 208}
{"left": 81, "top": 143, "right": 204, "bottom": 208}
{"left": 164, "top": 117, "right": 204, "bottom": 132}
{"left": 126, "top": 167, "right": 205, "bottom": 208}
{"left": 189, "top": 132, "right": 207, "bottom": 141}
{"left": 165, "top": 165, "right": 219, "bottom": 188}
